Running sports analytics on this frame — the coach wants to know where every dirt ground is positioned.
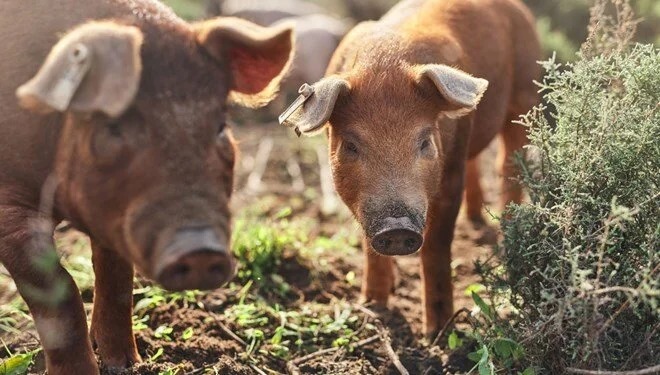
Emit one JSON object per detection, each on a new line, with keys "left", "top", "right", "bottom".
{"left": 1, "top": 120, "right": 504, "bottom": 375}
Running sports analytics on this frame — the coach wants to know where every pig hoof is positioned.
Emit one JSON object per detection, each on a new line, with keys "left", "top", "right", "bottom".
{"left": 48, "top": 354, "right": 99, "bottom": 375}
{"left": 359, "top": 292, "right": 389, "bottom": 306}
{"left": 101, "top": 350, "right": 142, "bottom": 369}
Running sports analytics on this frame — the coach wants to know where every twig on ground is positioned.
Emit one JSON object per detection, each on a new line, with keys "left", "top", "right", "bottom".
{"left": 249, "top": 363, "right": 269, "bottom": 375}
{"left": 186, "top": 367, "right": 207, "bottom": 375}
{"left": 431, "top": 307, "right": 471, "bottom": 347}
{"left": 352, "top": 303, "right": 410, "bottom": 375}
{"left": 352, "top": 303, "right": 378, "bottom": 319}
{"left": 286, "top": 335, "right": 380, "bottom": 375}
{"left": 209, "top": 314, "right": 287, "bottom": 371}
{"left": 211, "top": 317, "right": 246, "bottom": 347}
{"left": 379, "top": 328, "right": 409, "bottom": 375}
{"left": 565, "top": 364, "right": 660, "bottom": 375}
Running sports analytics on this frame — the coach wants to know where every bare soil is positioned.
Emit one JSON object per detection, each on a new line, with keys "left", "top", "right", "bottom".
{"left": 2, "top": 122, "right": 503, "bottom": 375}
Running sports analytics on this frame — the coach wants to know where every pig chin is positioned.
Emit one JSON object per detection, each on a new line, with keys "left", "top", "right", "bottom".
{"left": 361, "top": 202, "right": 426, "bottom": 256}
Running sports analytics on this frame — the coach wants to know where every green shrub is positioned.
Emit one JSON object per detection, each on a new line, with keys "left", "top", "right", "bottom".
{"left": 478, "top": 35, "right": 659, "bottom": 375}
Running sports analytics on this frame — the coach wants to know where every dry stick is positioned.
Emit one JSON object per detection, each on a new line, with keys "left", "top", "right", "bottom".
{"left": 379, "top": 329, "right": 410, "bottom": 375}
{"left": 352, "top": 303, "right": 378, "bottom": 319}
{"left": 286, "top": 156, "right": 305, "bottom": 193}
{"left": 249, "top": 364, "right": 269, "bottom": 375}
{"left": 286, "top": 335, "right": 380, "bottom": 375}
{"left": 431, "top": 307, "right": 471, "bottom": 347}
{"left": 246, "top": 137, "right": 274, "bottom": 192}
{"left": 565, "top": 364, "right": 660, "bottom": 375}
{"left": 352, "top": 304, "right": 410, "bottom": 375}
{"left": 211, "top": 317, "right": 246, "bottom": 347}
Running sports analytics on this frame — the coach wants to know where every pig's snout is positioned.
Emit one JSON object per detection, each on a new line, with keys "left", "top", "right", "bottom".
{"left": 370, "top": 217, "right": 423, "bottom": 256}
{"left": 155, "top": 227, "right": 235, "bottom": 291}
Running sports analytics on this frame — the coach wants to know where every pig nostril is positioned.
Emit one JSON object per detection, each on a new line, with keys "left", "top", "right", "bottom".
{"left": 376, "top": 238, "right": 392, "bottom": 249}
{"left": 208, "top": 263, "right": 225, "bottom": 275}
{"left": 404, "top": 238, "right": 417, "bottom": 249}
{"left": 172, "top": 263, "right": 190, "bottom": 277}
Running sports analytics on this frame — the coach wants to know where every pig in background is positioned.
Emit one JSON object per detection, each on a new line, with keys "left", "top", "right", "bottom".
{"left": 206, "top": 0, "right": 327, "bottom": 25}
{"left": 207, "top": 0, "right": 398, "bottom": 23}
{"left": 0, "top": 0, "right": 293, "bottom": 374}
{"left": 206, "top": 0, "right": 351, "bottom": 106}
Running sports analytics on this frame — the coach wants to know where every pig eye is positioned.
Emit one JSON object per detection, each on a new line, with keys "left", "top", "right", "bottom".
{"left": 107, "top": 121, "right": 122, "bottom": 137}
{"left": 343, "top": 140, "right": 359, "bottom": 155}
{"left": 420, "top": 139, "right": 431, "bottom": 151}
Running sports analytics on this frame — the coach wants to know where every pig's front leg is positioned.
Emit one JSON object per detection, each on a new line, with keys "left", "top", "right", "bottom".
{"left": 361, "top": 241, "right": 396, "bottom": 304}
{"left": 0, "top": 207, "right": 98, "bottom": 375}
{"left": 90, "top": 241, "right": 141, "bottom": 368}
{"left": 421, "top": 162, "right": 467, "bottom": 337}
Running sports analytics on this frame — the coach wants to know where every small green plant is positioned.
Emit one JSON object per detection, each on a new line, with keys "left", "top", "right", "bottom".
{"left": 456, "top": 292, "right": 531, "bottom": 375}
{"left": 132, "top": 314, "right": 150, "bottom": 331}
{"left": 0, "top": 300, "right": 30, "bottom": 336}
{"left": 231, "top": 214, "right": 303, "bottom": 288}
{"left": 181, "top": 327, "right": 194, "bottom": 341}
{"left": 0, "top": 349, "right": 40, "bottom": 375}
{"left": 158, "top": 365, "right": 182, "bottom": 375}
{"left": 133, "top": 285, "right": 203, "bottom": 315}
{"left": 223, "top": 294, "right": 369, "bottom": 361}
{"left": 154, "top": 325, "right": 174, "bottom": 341}
{"left": 149, "top": 347, "right": 165, "bottom": 362}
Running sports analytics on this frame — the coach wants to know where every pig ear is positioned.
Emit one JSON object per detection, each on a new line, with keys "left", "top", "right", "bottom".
{"left": 16, "top": 22, "right": 143, "bottom": 118}
{"left": 416, "top": 65, "right": 489, "bottom": 119}
{"left": 279, "top": 76, "right": 350, "bottom": 136}
{"left": 195, "top": 17, "right": 294, "bottom": 108}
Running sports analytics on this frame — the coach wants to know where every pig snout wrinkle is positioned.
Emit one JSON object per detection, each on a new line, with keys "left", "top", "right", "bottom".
{"left": 155, "top": 226, "right": 235, "bottom": 291}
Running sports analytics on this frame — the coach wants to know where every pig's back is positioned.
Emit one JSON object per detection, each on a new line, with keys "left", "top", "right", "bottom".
{"left": 398, "top": 0, "right": 539, "bottom": 155}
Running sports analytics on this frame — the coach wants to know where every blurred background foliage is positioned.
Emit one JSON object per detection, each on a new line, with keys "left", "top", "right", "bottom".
{"left": 164, "top": 0, "right": 659, "bottom": 62}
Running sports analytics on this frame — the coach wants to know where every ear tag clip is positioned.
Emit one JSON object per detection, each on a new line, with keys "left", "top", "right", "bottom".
{"left": 50, "top": 43, "right": 92, "bottom": 111}
{"left": 279, "top": 83, "right": 314, "bottom": 136}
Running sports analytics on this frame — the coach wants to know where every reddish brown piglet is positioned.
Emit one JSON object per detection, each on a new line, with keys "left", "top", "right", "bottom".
{"left": 0, "top": 1, "right": 294, "bottom": 374}
{"left": 282, "top": 0, "right": 540, "bottom": 336}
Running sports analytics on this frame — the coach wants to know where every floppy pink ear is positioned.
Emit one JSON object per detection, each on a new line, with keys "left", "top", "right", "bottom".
{"left": 195, "top": 17, "right": 295, "bottom": 108}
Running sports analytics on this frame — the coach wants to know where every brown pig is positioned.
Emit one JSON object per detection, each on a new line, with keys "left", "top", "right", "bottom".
{"left": 281, "top": 0, "right": 540, "bottom": 336}
{"left": 0, "top": 0, "right": 293, "bottom": 374}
